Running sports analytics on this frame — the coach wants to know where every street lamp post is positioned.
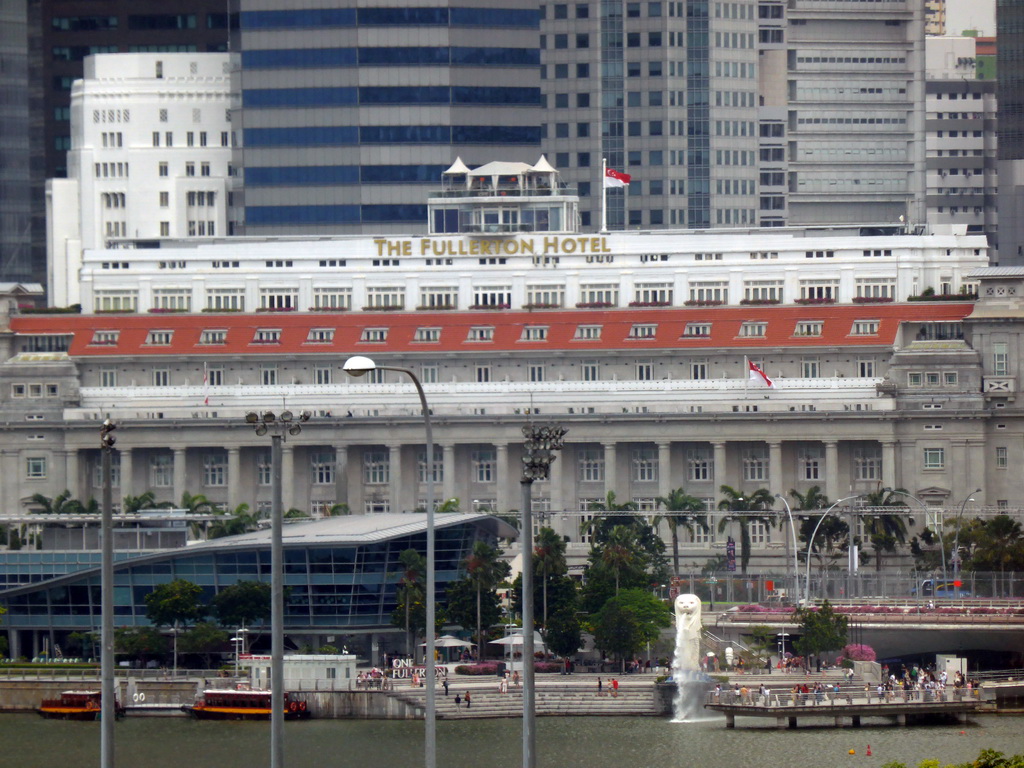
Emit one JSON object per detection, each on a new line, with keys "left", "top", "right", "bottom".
{"left": 952, "top": 489, "right": 982, "bottom": 598}
{"left": 803, "top": 494, "right": 864, "bottom": 602}
{"left": 773, "top": 494, "right": 799, "bottom": 593}
{"left": 519, "top": 423, "right": 566, "bottom": 768}
{"left": 244, "top": 408, "right": 311, "bottom": 768}
{"left": 343, "top": 356, "right": 436, "bottom": 768}
{"left": 99, "top": 418, "right": 116, "bottom": 768}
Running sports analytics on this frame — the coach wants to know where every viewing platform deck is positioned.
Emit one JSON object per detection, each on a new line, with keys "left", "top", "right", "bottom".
{"left": 705, "top": 689, "right": 985, "bottom": 729}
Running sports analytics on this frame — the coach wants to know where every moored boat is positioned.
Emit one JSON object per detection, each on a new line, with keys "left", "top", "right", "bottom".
{"left": 38, "top": 690, "right": 126, "bottom": 720}
{"left": 181, "top": 689, "right": 310, "bottom": 720}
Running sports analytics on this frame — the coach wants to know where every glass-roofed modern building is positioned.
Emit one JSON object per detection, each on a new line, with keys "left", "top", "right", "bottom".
{"left": 0, "top": 513, "right": 515, "bottom": 663}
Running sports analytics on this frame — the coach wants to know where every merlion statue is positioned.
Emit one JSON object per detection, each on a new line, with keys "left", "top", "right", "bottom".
{"left": 673, "top": 593, "right": 702, "bottom": 674}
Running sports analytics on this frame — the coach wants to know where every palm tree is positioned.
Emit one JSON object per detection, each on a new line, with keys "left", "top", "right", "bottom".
{"left": 462, "top": 540, "right": 509, "bottom": 657}
{"left": 533, "top": 527, "right": 567, "bottom": 631}
{"left": 860, "top": 487, "right": 908, "bottom": 571}
{"left": 122, "top": 490, "right": 158, "bottom": 514}
{"left": 579, "top": 491, "right": 637, "bottom": 539}
{"left": 789, "top": 485, "right": 829, "bottom": 511}
{"left": 600, "top": 524, "right": 639, "bottom": 593}
{"left": 327, "top": 503, "right": 351, "bottom": 516}
{"left": 396, "top": 549, "right": 426, "bottom": 657}
{"left": 208, "top": 503, "right": 261, "bottom": 538}
{"left": 654, "top": 488, "right": 706, "bottom": 577}
{"left": 29, "top": 490, "right": 80, "bottom": 515}
{"left": 717, "top": 485, "right": 776, "bottom": 574}
{"left": 179, "top": 491, "right": 212, "bottom": 515}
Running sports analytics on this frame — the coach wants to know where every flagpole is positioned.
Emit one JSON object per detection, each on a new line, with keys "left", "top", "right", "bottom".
{"left": 744, "top": 356, "right": 749, "bottom": 397}
{"left": 601, "top": 157, "right": 607, "bottom": 233}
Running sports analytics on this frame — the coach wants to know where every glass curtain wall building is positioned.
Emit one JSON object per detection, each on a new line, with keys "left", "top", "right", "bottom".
{"left": 0, "top": 1, "right": 31, "bottom": 282}
{"left": 0, "top": 514, "right": 515, "bottom": 662}
{"left": 228, "top": 1, "right": 544, "bottom": 235}
{"left": 998, "top": 0, "right": 1024, "bottom": 264}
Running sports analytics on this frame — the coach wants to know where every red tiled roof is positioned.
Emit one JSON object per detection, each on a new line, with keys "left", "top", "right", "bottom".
{"left": 9, "top": 303, "right": 973, "bottom": 358}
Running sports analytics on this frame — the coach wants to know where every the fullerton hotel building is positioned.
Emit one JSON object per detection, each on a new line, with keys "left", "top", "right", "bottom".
{"left": 20, "top": 164, "right": 1024, "bottom": 572}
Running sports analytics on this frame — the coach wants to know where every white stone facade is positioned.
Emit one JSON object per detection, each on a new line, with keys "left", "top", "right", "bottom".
{"left": 46, "top": 52, "right": 233, "bottom": 308}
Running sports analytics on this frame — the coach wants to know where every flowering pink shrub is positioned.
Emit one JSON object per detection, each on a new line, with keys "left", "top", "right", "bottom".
{"left": 455, "top": 663, "right": 501, "bottom": 675}
{"left": 841, "top": 644, "right": 876, "bottom": 662}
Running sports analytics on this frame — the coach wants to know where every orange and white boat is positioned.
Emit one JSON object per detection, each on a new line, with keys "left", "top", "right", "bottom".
{"left": 38, "top": 690, "right": 125, "bottom": 720}
{"left": 181, "top": 689, "right": 310, "bottom": 720}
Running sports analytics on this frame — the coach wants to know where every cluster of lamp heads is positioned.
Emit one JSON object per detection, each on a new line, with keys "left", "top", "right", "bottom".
{"left": 100, "top": 417, "right": 116, "bottom": 449}
{"left": 521, "top": 423, "right": 568, "bottom": 480}
{"left": 244, "top": 409, "right": 312, "bottom": 436}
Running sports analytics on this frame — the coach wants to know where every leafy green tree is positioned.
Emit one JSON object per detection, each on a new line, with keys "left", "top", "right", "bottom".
{"left": 654, "top": 488, "right": 706, "bottom": 577}
{"left": 209, "top": 580, "right": 271, "bottom": 629}
{"left": 461, "top": 540, "right": 510, "bottom": 655}
{"left": 208, "top": 503, "right": 261, "bottom": 538}
{"left": 579, "top": 516, "right": 668, "bottom": 615}
{"left": 544, "top": 608, "right": 582, "bottom": 659}
{"left": 64, "top": 631, "right": 99, "bottom": 659}
{"left": 860, "top": 487, "right": 909, "bottom": 571}
{"left": 601, "top": 524, "right": 640, "bottom": 594}
{"left": 799, "top": 515, "right": 850, "bottom": 573}
{"left": 393, "top": 549, "right": 426, "bottom": 656}
{"left": 327, "top": 503, "right": 351, "bottom": 516}
{"left": 743, "top": 625, "right": 776, "bottom": 667}
{"left": 579, "top": 491, "right": 637, "bottom": 539}
{"left": 534, "top": 526, "right": 567, "bottom": 630}
{"left": 789, "top": 485, "right": 829, "bottom": 511}
{"left": 445, "top": 579, "right": 502, "bottom": 653}
{"left": 792, "top": 600, "right": 847, "bottom": 663}
{"left": 115, "top": 626, "right": 168, "bottom": 666}
{"left": 144, "top": 578, "right": 207, "bottom": 671}
{"left": 717, "top": 485, "right": 776, "bottom": 574}
{"left": 591, "top": 589, "right": 671, "bottom": 671}
{"left": 177, "top": 621, "right": 229, "bottom": 668}
{"left": 968, "top": 516, "right": 1024, "bottom": 593}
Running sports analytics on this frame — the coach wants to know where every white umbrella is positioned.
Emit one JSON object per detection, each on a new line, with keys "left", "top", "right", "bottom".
{"left": 420, "top": 635, "right": 475, "bottom": 648}
{"left": 489, "top": 631, "right": 546, "bottom": 649}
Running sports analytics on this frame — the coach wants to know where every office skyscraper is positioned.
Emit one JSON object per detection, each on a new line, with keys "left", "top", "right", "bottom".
{"left": 997, "top": 0, "right": 1024, "bottom": 264}
{"left": 0, "top": 2, "right": 31, "bottom": 281}
{"left": 228, "top": 0, "right": 543, "bottom": 236}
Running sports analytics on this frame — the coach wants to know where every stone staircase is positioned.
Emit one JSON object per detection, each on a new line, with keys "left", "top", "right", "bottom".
{"left": 388, "top": 677, "right": 662, "bottom": 719}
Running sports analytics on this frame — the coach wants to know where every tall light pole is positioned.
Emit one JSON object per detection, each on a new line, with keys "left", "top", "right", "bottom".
{"left": 952, "top": 488, "right": 981, "bottom": 598}
{"left": 244, "top": 408, "right": 311, "bottom": 768}
{"left": 520, "top": 423, "right": 566, "bottom": 768}
{"left": 343, "top": 355, "right": 436, "bottom": 768}
{"left": 99, "top": 418, "right": 116, "bottom": 768}
{"left": 804, "top": 494, "right": 864, "bottom": 602}
{"left": 773, "top": 494, "right": 799, "bottom": 593}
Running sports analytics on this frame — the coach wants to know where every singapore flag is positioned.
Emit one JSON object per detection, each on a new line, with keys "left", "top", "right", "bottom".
{"left": 748, "top": 359, "right": 774, "bottom": 388}
{"left": 604, "top": 168, "right": 632, "bottom": 188}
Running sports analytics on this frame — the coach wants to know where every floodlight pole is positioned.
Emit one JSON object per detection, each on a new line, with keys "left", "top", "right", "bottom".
{"left": 100, "top": 419, "right": 116, "bottom": 768}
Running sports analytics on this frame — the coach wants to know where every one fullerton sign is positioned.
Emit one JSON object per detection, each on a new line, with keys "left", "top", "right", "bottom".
{"left": 373, "top": 235, "right": 613, "bottom": 257}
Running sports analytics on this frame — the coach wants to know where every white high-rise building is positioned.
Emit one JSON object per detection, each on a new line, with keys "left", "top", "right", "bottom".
{"left": 46, "top": 52, "right": 233, "bottom": 307}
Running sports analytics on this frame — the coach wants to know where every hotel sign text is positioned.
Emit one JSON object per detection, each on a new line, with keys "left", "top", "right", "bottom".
{"left": 373, "top": 236, "right": 613, "bottom": 257}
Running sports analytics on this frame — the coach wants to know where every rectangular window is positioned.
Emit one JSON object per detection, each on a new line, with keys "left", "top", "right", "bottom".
{"left": 852, "top": 320, "right": 880, "bottom": 336}
{"left": 311, "top": 451, "right": 336, "bottom": 485}
{"left": 259, "top": 288, "right": 299, "bottom": 310}
{"left": 152, "top": 368, "right": 170, "bottom": 387}
{"left": 923, "top": 448, "right": 945, "bottom": 470}
{"left": 525, "top": 286, "right": 564, "bottom": 307}
{"left": 690, "top": 361, "right": 708, "bottom": 380}
{"left": 468, "top": 326, "right": 495, "bottom": 342}
{"left": 200, "top": 329, "right": 227, "bottom": 345}
{"left": 575, "top": 325, "right": 602, "bottom": 340}
{"left": 632, "top": 448, "right": 658, "bottom": 482}
{"left": 413, "top": 327, "right": 441, "bottom": 343}
{"left": 260, "top": 364, "right": 278, "bottom": 385}
{"left": 313, "top": 287, "right": 352, "bottom": 310}
{"left": 360, "top": 327, "right": 389, "bottom": 343}
{"left": 521, "top": 326, "right": 549, "bottom": 341}
{"left": 528, "top": 364, "right": 545, "bottom": 382}
{"left": 689, "top": 282, "right": 728, "bottom": 303}
{"left": 257, "top": 452, "right": 272, "bottom": 486}
{"left": 206, "top": 288, "right": 245, "bottom": 311}
{"left": 306, "top": 328, "right": 335, "bottom": 344}
{"left": 636, "top": 362, "right": 654, "bottom": 380}
{"left": 578, "top": 449, "right": 605, "bottom": 482}
{"left": 739, "top": 322, "right": 767, "bottom": 338}
{"left": 996, "top": 446, "right": 1008, "bottom": 469}
{"left": 418, "top": 286, "right": 458, "bottom": 309}
{"left": 634, "top": 283, "right": 672, "bottom": 305}
{"left": 801, "top": 449, "right": 822, "bottom": 481}
{"left": 683, "top": 323, "right": 712, "bottom": 337}
{"left": 742, "top": 449, "right": 767, "bottom": 482}
{"left": 472, "top": 286, "right": 511, "bottom": 308}
{"left": 363, "top": 451, "right": 389, "bottom": 484}
{"left": 579, "top": 284, "right": 618, "bottom": 306}
{"left": 581, "top": 361, "right": 599, "bottom": 381}
{"left": 858, "top": 359, "right": 876, "bottom": 378}
{"left": 475, "top": 365, "right": 491, "bottom": 383}
{"left": 854, "top": 448, "right": 881, "bottom": 481}
{"left": 743, "top": 281, "right": 783, "bottom": 302}
{"left": 365, "top": 286, "right": 404, "bottom": 309}
{"left": 99, "top": 367, "right": 117, "bottom": 387}
{"left": 26, "top": 456, "right": 47, "bottom": 479}
{"left": 993, "top": 342, "right": 1009, "bottom": 376}
{"left": 94, "top": 291, "right": 138, "bottom": 312}
{"left": 629, "top": 324, "right": 657, "bottom": 339}
{"left": 314, "top": 366, "right": 332, "bottom": 385}
{"left": 145, "top": 330, "right": 173, "bottom": 346}
{"left": 799, "top": 281, "right": 838, "bottom": 300}
{"left": 203, "top": 453, "right": 227, "bottom": 486}
{"left": 473, "top": 450, "right": 496, "bottom": 483}
{"left": 150, "top": 454, "right": 172, "bottom": 487}
{"left": 254, "top": 329, "right": 281, "bottom": 344}
{"left": 687, "top": 449, "right": 711, "bottom": 481}
{"left": 417, "top": 449, "right": 443, "bottom": 484}
{"left": 801, "top": 358, "right": 820, "bottom": 378}
{"left": 855, "top": 278, "right": 896, "bottom": 300}
{"left": 207, "top": 367, "right": 224, "bottom": 386}
{"left": 795, "top": 321, "right": 823, "bottom": 337}
{"left": 420, "top": 364, "right": 438, "bottom": 384}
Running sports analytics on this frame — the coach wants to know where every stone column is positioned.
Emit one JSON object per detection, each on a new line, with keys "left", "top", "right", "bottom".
{"left": 172, "top": 448, "right": 187, "bottom": 503}
{"left": 334, "top": 446, "right": 348, "bottom": 510}
{"left": 881, "top": 441, "right": 897, "bottom": 492}
{"left": 549, "top": 449, "right": 565, "bottom": 511}
{"left": 713, "top": 442, "right": 727, "bottom": 491}
{"left": 66, "top": 449, "right": 81, "bottom": 500}
{"left": 657, "top": 442, "right": 672, "bottom": 499}
{"left": 389, "top": 444, "right": 404, "bottom": 512}
{"left": 768, "top": 442, "right": 783, "bottom": 498}
{"left": 227, "top": 448, "right": 241, "bottom": 509}
{"left": 824, "top": 441, "right": 839, "bottom": 501}
{"left": 442, "top": 443, "right": 456, "bottom": 503}
{"left": 603, "top": 442, "right": 618, "bottom": 499}
{"left": 282, "top": 445, "right": 295, "bottom": 512}
{"left": 495, "top": 443, "right": 512, "bottom": 513}
{"left": 53, "top": 450, "right": 68, "bottom": 493}
{"left": 1, "top": 450, "right": 18, "bottom": 513}
{"left": 118, "top": 448, "right": 132, "bottom": 500}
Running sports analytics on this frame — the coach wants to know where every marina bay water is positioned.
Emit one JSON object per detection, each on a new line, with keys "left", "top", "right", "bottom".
{"left": 2, "top": 713, "right": 1022, "bottom": 768}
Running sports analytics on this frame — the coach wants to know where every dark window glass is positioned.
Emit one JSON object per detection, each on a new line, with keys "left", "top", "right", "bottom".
{"left": 649, "top": 61, "right": 663, "bottom": 76}
{"left": 359, "top": 47, "right": 449, "bottom": 65}
{"left": 450, "top": 8, "right": 540, "bottom": 26}
{"left": 242, "top": 48, "right": 357, "bottom": 68}
{"left": 52, "top": 16, "right": 118, "bottom": 31}
{"left": 577, "top": 122, "right": 590, "bottom": 137}
{"left": 649, "top": 2, "right": 663, "bottom": 17}
{"left": 206, "top": 13, "right": 232, "bottom": 29}
{"left": 578, "top": 152, "right": 591, "bottom": 166}
{"left": 629, "top": 210, "right": 643, "bottom": 226}
{"left": 361, "top": 126, "right": 451, "bottom": 144}
{"left": 360, "top": 165, "right": 449, "bottom": 183}
{"left": 554, "top": 4, "right": 568, "bottom": 19}
{"left": 554, "top": 34, "right": 568, "bottom": 48}
{"left": 577, "top": 93, "right": 590, "bottom": 107}
{"left": 245, "top": 166, "right": 359, "bottom": 186}
{"left": 628, "top": 121, "right": 642, "bottom": 136}
{"left": 556, "top": 152, "right": 570, "bottom": 167}
{"left": 650, "top": 121, "right": 663, "bottom": 136}
{"left": 576, "top": 63, "right": 589, "bottom": 78}
{"left": 578, "top": 182, "right": 591, "bottom": 198}
{"left": 628, "top": 150, "right": 642, "bottom": 165}
{"left": 577, "top": 4, "right": 590, "bottom": 19}
{"left": 360, "top": 86, "right": 450, "bottom": 103}
{"left": 358, "top": 8, "right": 448, "bottom": 25}
{"left": 452, "top": 125, "right": 541, "bottom": 144}
{"left": 243, "top": 87, "right": 358, "bottom": 107}
{"left": 649, "top": 32, "right": 662, "bottom": 46}
{"left": 650, "top": 209, "right": 664, "bottom": 225}
{"left": 127, "top": 14, "right": 197, "bottom": 30}
{"left": 555, "top": 63, "right": 569, "bottom": 78}
{"left": 245, "top": 126, "right": 359, "bottom": 147}
{"left": 555, "top": 94, "right": 569, "bottom": 108}
{"left": 576, "top": 33, "right": 589, "bottom": 48}
{"left": 451, "top": 86, "right": 540, "bottom": 105}
{"left": 451, "top": 47, "right": 540, "bottom": 66}
{"left": 247, "top": 205, "right": 360, "bottom": 224}
{"left": 556, "top": 123, "right": 569, "bottom": 138}
{"left": 361, "top": 205, "right": 427, "bottom": 222}
{"left": 627, "top": 32, "right": 641, "bottom": 47}
{"left": 649, "top": 91, "right": 663, "bottom": 106}
{"left": 240, "top": 9, "right": 356, "bottom": 29}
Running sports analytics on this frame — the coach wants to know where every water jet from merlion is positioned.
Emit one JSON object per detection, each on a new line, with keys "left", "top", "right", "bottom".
{"left": 670, "top": 592, "right": 709, "bottom": 722}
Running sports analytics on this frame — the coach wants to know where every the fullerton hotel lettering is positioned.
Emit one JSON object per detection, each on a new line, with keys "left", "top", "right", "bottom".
{"left": 373, "top": 236, "right": 613, "bottom": 258}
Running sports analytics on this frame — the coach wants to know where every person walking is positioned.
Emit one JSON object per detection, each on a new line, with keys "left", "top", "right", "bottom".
{"left": 454, "top": 693, "right": 462, "bottom": 710}
{"left": 597, "top": 677, "right": 603, "bottom": 696}
{"left": 611, "top": 678, "right": 619, "bottom": 697}
{"left": 443, "top": 678, "right": 449, "bottom": 697}
{"left": 465, "top": 691, "right": 472, "bottom": 709}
